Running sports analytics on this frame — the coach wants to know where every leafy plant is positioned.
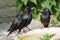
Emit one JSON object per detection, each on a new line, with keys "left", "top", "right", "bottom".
{"left": 39, "top": 34, "right": 55, "bottom": 40}
{"left": 51, "top": 20, "right": 60, "bottom": 27}
{"left": 16, "top": 0, "right": 60, "bottom": 21}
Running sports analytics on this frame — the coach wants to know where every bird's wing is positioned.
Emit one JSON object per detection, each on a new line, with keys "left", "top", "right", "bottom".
{"left": 23, "top": 14, "right": 32, "bottom": 27}
{"left": 7, "top": 17, "right": 23, "bottom": 36}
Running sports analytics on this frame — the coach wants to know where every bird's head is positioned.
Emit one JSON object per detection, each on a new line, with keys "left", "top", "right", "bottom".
{"left": 44, "top": 8, "right": 50, "bottom": 13}
{"left": 25, "top": 7, "right": 31, "bottom": 13}
{"left": 43, "top": 8, "right": 51, "bottom": 15}
{"left": 40, "top": 7, "right": 51, "bottom": 15}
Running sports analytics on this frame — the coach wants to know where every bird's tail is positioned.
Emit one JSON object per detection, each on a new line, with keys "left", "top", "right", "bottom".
{"left": 44, "top": 25, "right": 48, "bottom": 28}
{"left": 7, "top": 24, "right": 16, "bottom": 36}
{"left": 7, "top": 24, "right": 14, "bottom": 32}
{"left": 7, "top": 31, "right": 13, "bottom": 37}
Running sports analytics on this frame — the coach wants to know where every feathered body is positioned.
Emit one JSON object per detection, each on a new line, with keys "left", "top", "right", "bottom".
{"left": 40, "top": 8, "right": 51, "bottom": 28}
{"left": 7, "top": 13, "right": 23, "bottom": 36}
{"left": 23, "top": 7, "right": 32, "bottom": 27}
{"left": 7, "top": 7, "right": 32, "bottom": 36}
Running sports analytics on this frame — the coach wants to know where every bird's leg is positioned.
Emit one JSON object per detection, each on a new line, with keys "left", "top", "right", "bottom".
{"left": 26, "top": 27, "right": 31, "bottom": 31}
{"left": 23, "top": 28, "right": 26, "bottom": 33}
{"left": 47, "top": 24, "right": 50, "bottom": 30}
{"left": 18, "top": 29, "right": 21, "bottom": 34}
{"left": 16, "top": 29, "right": 22, "bottom": 37}
{"left": 44, "top": 25, "right": 50, "bottom": 30}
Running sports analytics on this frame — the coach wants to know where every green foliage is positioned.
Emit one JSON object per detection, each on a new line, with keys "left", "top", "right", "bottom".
{"left": 40, "top": 34, "right": 55, "bottom": 40}
{"left": 55, "top": 3, "right": 60, "bottom": 20}
{"left": 16, "top": 0, "right": 60, "bottom": 21}
{"left": 51, "top": 20, "right": 60, "bottom": 27}
{"left": 16, "top": 0, "right": 23, "bottom": 9}
{"left": 30, "top": 0, "right": 37, "bottom": 4}
{"left": 21, "top": 0, "right": 28, "bottom": 5}
{"left": 41, "top": 0, "right": 51, "bottom": 9}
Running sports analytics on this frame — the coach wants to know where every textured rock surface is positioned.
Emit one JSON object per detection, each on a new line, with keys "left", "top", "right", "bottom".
{"left": 0, "top": 0, "right": 17, "bottom": 23}
{"left": 0, "top": 0, "right": 16, "bottom": 7}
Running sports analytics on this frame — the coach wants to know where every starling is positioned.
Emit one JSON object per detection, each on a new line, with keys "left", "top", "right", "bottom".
{"left": 21, "top": 7, "right": 32, "bottom": 32}
{"left": 17, "top": 7, "right": 32, "bottom": 33}
{"left": 7, "top": 13, "right": 23, "bottom": 36}
{"left": 40, "top": 8, "right": 51, "bottom": 28}
{"left": 7, "top": 7, "right": 32, "bottom": 36}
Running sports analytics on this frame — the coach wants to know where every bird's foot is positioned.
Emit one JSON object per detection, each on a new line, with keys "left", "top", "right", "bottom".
{"left": 23, "top": 30, "right": 26, "bottom": 33}
{"left": 29, "top": 28, "right": 31, "bottom": 31}
{"left": 26, "top": 27, "right": 31, "bottom": 31}
{"left": 16, "top": 32, "right": 21, "bottom": 37}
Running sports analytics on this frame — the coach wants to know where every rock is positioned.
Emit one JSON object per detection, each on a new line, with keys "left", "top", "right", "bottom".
{"left": 0, "top": 7, "right": 17, "bottom": 23}
{"left": 0, "top": 7, "right": 17, "bottom": 17}
{"left": 50, "top": 34, "right": 60, "bottom": 40}
{"left": 0, "top": 0, "right": 16, "bottom": 8}
{"left": 0, "top": 0, "right": 17, "bottom": 23}
{"left": 19, "top": 27, "right": 60, "bottom": 40}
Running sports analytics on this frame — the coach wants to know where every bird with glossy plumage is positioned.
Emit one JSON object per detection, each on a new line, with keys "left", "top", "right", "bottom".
{"left": 21, "top": 6, "right": 32, "bottom": 32}
{"left": 7, "top": 13, "right": 23, "bottom": 36}
{"left": 40, "top": 8, "right": 51, "bottom": 28}
{"left": 7, "top": 7, "right": 32, "bottom": 36}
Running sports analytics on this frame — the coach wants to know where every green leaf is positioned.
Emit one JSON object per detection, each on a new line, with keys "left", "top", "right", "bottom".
{"left": 55, "top": 2, "right": 60, "bottom": 11}
{"left": 55, "top": 4, "right": 60, "bottom": 19}
{"left": 55, "top": 12, "right": 60, "bottom": 18}
{"left": 31, "top": 7, "right": 36, "bottom": 15}
{"left": 40, "top": 34, "right": 55, "bottom": 40}
{"left": 31, "top": 7, "right": 40, "bottom": 20}
{"left": 49, "top": 34, "right": 55, "bottom": 38}
{"left": 57, "top": 15, "right": 60, "bottom": 21}
{"left": 50, "top": 0, "right": 56, "bottom": 6}
{"left": 16, "top": 0, "right": 23, "bottom": 9}
{"left": 41, "top": 0, "right": 52, "bottom": 9}
{"left": 21, "top": 0, "right": 28, "bottom": 5}
{"left": 36, "top": 3, "right": 42, "bottom": 10}
{"left": 30, "top": 0, "right": 37, "bottom": 4}
{"left": 43, "top": 34, "right": 49, "bottom": 40}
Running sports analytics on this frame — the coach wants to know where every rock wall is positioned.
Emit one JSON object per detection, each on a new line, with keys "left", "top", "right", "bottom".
{"left": 0, "top": 0, "right": 17, "bottom": 23}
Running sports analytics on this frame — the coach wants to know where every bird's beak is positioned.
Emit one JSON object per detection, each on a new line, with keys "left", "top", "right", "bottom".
{"left": 31, "top": 7, "right": 35, "bottom": 9}
{"left": 40, "top": 10, "right": 43, "bottom": 13}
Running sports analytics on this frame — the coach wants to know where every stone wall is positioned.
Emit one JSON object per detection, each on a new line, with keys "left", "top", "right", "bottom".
{"left": 0, "top": 0, "right": 17, "bottom": 23}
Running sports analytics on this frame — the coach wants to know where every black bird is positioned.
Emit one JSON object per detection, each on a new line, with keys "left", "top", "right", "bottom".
{"left": 40, "top": 8, "right": 51, "bottom": 28}
{"left": 18, "top": 7, "right": 32, "bottom": 33}
{"left": 21, "top": 7, "right": 32, "bottom": 32}
{"left": 7, "top": 13, "right": 23, "bottom": 36}
{"left": 7, "top": 7, "right": 32, "bottom": 36}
